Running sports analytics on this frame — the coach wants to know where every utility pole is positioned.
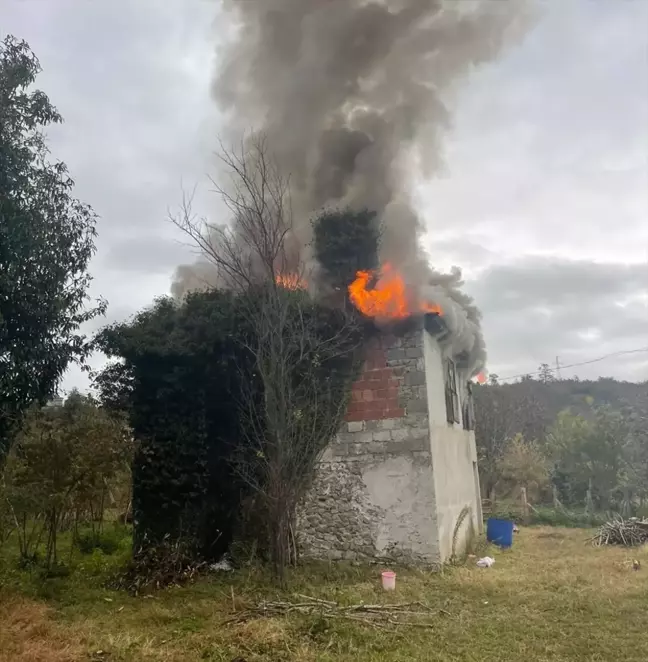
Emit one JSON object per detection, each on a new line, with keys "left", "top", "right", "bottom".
{"left": 555, "top": 356, "right": 562, "bottom": 380}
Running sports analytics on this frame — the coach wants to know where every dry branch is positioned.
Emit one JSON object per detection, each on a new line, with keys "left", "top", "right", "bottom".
{"left": 171, "top": 134, "right": 364, "bottom": 583}
{"left": 222, "top": 595, "right": 448, "bottom": 630}
{"left": 591, "top": 516, "right": 648, "bottom": 547}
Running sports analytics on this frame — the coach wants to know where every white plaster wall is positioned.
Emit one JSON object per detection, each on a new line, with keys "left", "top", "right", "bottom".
{"left": 362, "top": 455, "right": 440, "bottom": 564}
{"left": 423, "top": 330, "right": 482, "bottom": 562}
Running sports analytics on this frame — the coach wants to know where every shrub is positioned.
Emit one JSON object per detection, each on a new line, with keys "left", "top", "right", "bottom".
{"left": 488, "top": 504, "right": 606, "bottom": 529}
{"left": 94, "top": 292, "right": 256, "bottom": 561}
{"left": 75, "top": 527, "right": 128, "bottom": 556}
{"left": 110, "top": 536, "right": 208, "bottom": 595}
{"left": 528, "top": 506, "right": 606, "bottom": 528}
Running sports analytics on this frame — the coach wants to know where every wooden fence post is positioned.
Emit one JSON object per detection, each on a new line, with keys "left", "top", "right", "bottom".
{"left": 521, "top": 487, "right": 529, "bottom": 521}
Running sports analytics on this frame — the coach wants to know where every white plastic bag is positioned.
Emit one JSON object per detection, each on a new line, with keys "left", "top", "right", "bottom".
{"left": 476, "top": 556, "right": 495, "bottom": 568}
{"left": 209, "top": 556, "right": 233, "bottom": 572}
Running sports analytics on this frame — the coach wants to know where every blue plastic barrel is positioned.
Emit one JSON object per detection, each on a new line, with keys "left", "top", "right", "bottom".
{"left": 486, "top": 518, "right": 514, "bottom": 548}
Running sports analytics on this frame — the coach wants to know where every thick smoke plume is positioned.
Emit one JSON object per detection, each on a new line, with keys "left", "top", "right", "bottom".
{"left": 174, "top": 0, "right": 530, "bottom": 375}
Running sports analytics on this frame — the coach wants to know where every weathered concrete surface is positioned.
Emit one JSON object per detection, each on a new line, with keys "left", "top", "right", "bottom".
{"left": 299, "top": 318, "right": 482, "bottom": 565}
{"left": 423, "top": 331, "right": 482, "bottom": 561}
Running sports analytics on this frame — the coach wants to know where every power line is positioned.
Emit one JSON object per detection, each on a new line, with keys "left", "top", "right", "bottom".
{"left": 495, "top": 347, "right": 648, "bottom": 383}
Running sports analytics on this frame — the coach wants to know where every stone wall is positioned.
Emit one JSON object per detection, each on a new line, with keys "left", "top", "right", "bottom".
{"left": 298, "top": 323, "right": 441, "bottom": 565}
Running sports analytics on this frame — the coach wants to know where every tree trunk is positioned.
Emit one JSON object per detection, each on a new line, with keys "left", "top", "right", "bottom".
{"left": 271, "top": 506, "right": 290, "bottom": 587}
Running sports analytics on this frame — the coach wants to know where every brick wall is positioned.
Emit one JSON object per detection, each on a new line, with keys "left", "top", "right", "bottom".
{"left": 345, "top": 335, "right": 405, "bottom": 422}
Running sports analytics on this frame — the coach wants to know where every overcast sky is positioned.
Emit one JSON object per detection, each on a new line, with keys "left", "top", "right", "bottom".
{"left": 2, "top": 0, "right": 647, "bottom": 390}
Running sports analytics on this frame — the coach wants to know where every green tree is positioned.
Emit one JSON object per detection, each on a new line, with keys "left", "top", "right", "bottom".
{"left": 497, "top": 433, "right": 550, "bottom": 502}
{"left": 3, "top": 392, "right": 131, "bottom": 567}
{"left": 548, "top": 405, "right": 629, "bottom": 510}
{"left": 474, "top": 382, "right": 549, "bottom": 499}
{"left": 0, "top": 36, "right": 104, "bottom": 459}
{"left": 93, "top": 292, "right": 257, "bottom": 560}
{"left": 312, "top": 207, "right": 380, "bottom": 297}
{"left": 538, "top": 363, "right": 555, "bottom": 384}
{"left": 618, "top": 392, "right": 648, "bottom": 512}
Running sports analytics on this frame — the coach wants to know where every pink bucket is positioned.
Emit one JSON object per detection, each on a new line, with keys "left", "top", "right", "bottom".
{"left": 381, "top": 571, "right": 396, "bottom": 591}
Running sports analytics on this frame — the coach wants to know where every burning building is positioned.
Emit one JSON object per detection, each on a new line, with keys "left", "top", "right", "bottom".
{"left": 172, "top": 0, "right": 529, "bottom": 563}
{"left": 298, "top": 271, "right": 482, "bottom": 564}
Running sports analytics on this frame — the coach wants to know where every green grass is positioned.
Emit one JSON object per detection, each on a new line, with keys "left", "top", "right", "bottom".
{"left": 2, "top": 526, "right": 648, "bottom": 661}
{"left": 489, "top": 503, "right": 608, "bottom": 528}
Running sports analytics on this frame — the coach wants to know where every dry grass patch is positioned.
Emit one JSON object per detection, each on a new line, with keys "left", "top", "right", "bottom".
{"left": 0, "top": 596, "right": 84, "bottom": 662}
{"left": 2, "top": 527, "right": 648, "bottom": 661}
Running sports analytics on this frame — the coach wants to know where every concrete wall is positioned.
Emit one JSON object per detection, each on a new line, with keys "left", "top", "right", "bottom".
{"left": 298, "top": 317, "right": 482, "bottom": 566}
{"left": 423, "top": 330, "right": 482, "bottom": 561}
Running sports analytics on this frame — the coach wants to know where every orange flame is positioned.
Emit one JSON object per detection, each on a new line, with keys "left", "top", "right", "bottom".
{"left": 476, "top": 371, "right": 487, "bottom": 384}
{"left": 348, "top": 263, "right": 442, "bottom": 320}
{"left": 275, "top": 273, "right": 307, "bottom": 290}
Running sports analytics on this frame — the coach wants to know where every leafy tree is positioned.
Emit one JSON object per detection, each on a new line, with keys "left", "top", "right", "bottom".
{"left": 496, "top": 433, "right": 550, "bottom": 502}
{"left": 475, "top": 375, "right": 647, "bottom": 510}
{"left": 547, "top": 405, "right": 630, "bottom": 510}
{"left": 2, "top": 392, "right": 131, "bottom": 568}
{"left": 474, "top": 382, "right": 549, "bottom": 499}
{"left": 0, "top": 36, "right": 104, "bottom": 459}
{"left": 618, "top": 391, "right": 648, "bottom": 511}
{"left": 312, "top": 207, "right": 380, "bottom": 296}
{"left": 94, "top": 291, "right": 258, "bottom": 560}
{"left": 538, "top": 363, "right": 555, "bottom": 384}
{"left": 473, "top": 383, "right": 518, "bottom": 499}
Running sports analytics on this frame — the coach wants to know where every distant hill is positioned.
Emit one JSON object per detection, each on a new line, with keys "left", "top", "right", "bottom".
{"left": 473, "top": 377, "right": 647, "bottom": 443}
{"left": 512, "top": 376, "right": 644, "bottom": 412}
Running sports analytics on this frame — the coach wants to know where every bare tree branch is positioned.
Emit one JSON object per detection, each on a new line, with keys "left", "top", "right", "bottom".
{"left": 171, "top": 135, "right": 363, "bottom": 583}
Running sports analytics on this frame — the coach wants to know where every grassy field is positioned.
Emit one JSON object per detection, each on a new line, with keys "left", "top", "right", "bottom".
{"left": 1, "top": 526, "right": 648, "bottom": 661}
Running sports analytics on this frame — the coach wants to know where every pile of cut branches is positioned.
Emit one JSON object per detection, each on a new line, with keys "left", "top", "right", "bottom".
{"left": 223, "top": 594, "right": 450, "bottom": 630}
{"left": 591, "top": 517, "right": 648, "bottom": 547}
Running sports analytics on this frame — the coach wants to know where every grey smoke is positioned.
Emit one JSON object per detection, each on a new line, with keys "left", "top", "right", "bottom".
{"left": 174, "top": 0, "right": 532, "bottom": 375}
